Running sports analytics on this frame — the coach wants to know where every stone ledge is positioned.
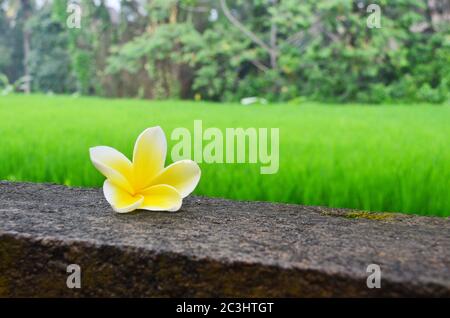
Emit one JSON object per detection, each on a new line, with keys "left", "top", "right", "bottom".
{"left": 0, "top": 181, "right": 449, "bottom": 297}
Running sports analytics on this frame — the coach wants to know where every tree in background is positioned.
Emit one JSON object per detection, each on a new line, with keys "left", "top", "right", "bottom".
{"left": 52, "top": 0, "right": 117, "bottom": 95}
{"left": 27, "top": 5, "right": 75, "bottom": 93}
{"left": 0, "top": 0, "right": 32, "bottom": 92}
{"left": 0, "top": 3, "right": 14, "bottom": 76}
{"left": 107, "top": 0, "right": 207, "bottom": 99}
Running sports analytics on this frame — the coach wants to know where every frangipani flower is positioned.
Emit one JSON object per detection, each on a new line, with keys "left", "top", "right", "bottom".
{"left": 89, "top": 126, "right": 201, "bottom": 213}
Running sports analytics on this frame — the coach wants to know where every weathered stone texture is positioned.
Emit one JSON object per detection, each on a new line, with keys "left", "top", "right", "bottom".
{"left": 0, "top": 181, "right": 449, "bottom": 297}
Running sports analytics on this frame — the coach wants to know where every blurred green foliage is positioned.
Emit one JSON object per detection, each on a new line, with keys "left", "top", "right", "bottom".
{"left": 0, "top": 0, "right": 449, "bottom": 103}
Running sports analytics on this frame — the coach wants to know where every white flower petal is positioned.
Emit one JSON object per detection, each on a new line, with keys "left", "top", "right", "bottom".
{"left": 132, "top": 126, "right": 167, "bottom": 190}
{"left": 139, "top": 184, "right": 182, "bottom": 212}
{"left": 90, "top": 146, "right": 134, "bottom": 194}
{"left": 150, "top": 160, "right": 201, "bottom": 198}
{"left": 103, "top": 180, "right": 144, "bottom": 213}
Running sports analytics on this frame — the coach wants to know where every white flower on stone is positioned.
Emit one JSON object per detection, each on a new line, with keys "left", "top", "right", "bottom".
{"left": 90, "top": 127, "right": 201, "bottom": 213}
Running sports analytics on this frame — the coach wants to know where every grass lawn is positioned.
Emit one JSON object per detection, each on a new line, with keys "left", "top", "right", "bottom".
{"left": 0, "top": 94, "right": 449, "bottom": 216}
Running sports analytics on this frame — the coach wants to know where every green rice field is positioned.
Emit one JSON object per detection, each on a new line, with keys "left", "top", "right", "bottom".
{"left": 0, "top": 94, "right": 449, "bottom": 216}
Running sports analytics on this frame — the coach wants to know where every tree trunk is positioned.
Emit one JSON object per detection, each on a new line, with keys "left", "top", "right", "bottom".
{"left": 169, "top": 3, "right": 178, "bottom": 24}
{"left": 269, "top": 0, "right": 278, "bottom": 70}
{"left": 21, "top": 0, "right": 32, "bottom": 94}
{"left": 269, "top": 25, "right": 278, "bottom": 70}
{"left": 427, "top": 0, "right": 450, "bottom": 30}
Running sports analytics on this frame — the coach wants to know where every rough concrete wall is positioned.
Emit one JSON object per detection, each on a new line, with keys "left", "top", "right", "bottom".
{"left": 0, "top": 181, "right": 449, "bottom": 297}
